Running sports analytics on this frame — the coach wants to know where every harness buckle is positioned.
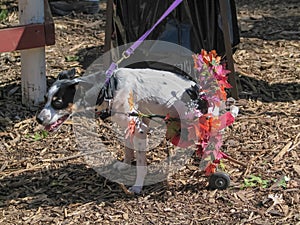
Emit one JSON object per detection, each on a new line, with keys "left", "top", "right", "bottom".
{"left": 104, "top": 98, "right": 113, "bottom": 111}
{"left": 122, "top": 51, "right": 130, "bottom": 59}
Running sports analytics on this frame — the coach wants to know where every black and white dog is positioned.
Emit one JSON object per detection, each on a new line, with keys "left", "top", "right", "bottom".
{"left": 37, "top": 67, "right": 205, "bottom": 193}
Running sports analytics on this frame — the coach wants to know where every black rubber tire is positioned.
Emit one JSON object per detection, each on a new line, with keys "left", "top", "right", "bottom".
{"left": 208, "top": 172, "right": 230, "bottom": 190}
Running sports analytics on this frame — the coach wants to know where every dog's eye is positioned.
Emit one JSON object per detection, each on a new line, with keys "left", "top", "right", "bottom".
{"left": 52, "top": 98, "right": 64, "bottom": 109}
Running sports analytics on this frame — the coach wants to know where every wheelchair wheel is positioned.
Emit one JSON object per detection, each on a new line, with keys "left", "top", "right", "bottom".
{"left": 208, "top": 172, "right": 230, "bottom": 190}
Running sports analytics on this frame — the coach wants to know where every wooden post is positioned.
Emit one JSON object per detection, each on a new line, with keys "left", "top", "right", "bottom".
{"left": 18, "top": 0, "right": 47, "bottom": 107}
{"left": 104, "top": 0, "right": 114, "bottom": 68}
{"left": 219, "top": 0, "right": 239, "bottom": 99}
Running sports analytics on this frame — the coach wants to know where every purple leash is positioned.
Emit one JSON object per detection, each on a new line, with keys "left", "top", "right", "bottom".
{"left": 105, "top": 0, "right": 183, "bottom": 82}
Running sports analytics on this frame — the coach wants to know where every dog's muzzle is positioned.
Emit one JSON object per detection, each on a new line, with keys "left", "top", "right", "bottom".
{"left": 36, "top": 109, "right": 51, "bottom": 125}
{"left": 36, "top": 107, "right": 70, "bottom": 132}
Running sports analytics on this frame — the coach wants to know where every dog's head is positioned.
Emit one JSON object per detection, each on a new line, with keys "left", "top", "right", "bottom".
{"left": 36, "top": 68, "right": 114, "bottom": 131}
{"left": 36, "top": 69, "right": 79, "bottom": 132}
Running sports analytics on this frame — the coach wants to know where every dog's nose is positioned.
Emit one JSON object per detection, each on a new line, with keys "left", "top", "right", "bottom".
{"left": 36, "top": 115, "right": 44, "bottom": 124}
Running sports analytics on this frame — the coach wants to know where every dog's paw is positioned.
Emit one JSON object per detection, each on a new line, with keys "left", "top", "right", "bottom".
{"left": 128, "top": 186, "right": 142, "bottom": 194}
{"left": 113, "top": 161, "right": 131, "bottom": 171}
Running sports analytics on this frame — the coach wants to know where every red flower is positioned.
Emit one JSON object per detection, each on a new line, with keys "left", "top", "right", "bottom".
{"left": 205, "top": 163, "right": 217, "bottom": 176}
{"left": 170, "top": 134, "right": 194, "bottom": 148}
{"left": 219, "top": 112, "right": 235, "bottom": 129}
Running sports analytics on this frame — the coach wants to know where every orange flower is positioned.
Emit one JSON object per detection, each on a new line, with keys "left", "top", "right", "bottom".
{"left": 209, "top": 117, "right": 221, "bottom": 134}
{"left": 216, "top": 85, "right": 227, "bottom": 101}
{"left": 201, "top": 49, "right": 210, "bottom": 65}
{"left": 128, "top": 90, "right": 134, "bottom": 111}
{"left": 193, "top": 54, "right": 200, "bottom": 69}
{"left": 198, "top": 115, "right": 210, "bottom": 134}
{"left": 201, "top": 49, "right": 221, "bottom": 66}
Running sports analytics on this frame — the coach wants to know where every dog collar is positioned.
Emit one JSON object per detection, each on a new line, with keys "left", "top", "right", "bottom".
{"left": 96, "top": 75, "right": 118, "bottom": 119}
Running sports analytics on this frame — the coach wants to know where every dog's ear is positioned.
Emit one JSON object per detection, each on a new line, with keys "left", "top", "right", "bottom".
{"left": 57, "top": 68, "right": 76, "bottom": 80}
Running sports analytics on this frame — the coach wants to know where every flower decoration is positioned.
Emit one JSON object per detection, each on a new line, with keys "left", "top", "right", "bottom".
{"left": 189, "top": 50, "right": 237, "bottom": 175}
{"left": 125, "top": 50, "right": 238, "bottom": 176}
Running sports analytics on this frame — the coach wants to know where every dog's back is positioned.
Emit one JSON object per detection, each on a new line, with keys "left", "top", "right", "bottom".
{"left": 112, "top": 68, "right": 196, "bottom": 123}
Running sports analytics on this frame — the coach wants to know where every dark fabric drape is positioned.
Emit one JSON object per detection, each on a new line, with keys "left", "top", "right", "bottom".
{"left": 113, "top": 0, "right": 239, "bottom": 55}
{"left": 110, "top": 0, "right": 239, "bottom": 77}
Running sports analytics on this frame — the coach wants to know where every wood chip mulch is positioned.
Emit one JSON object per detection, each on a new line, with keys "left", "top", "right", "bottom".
{"left": 0, "top": 0, "right": 299, "bottom": 224}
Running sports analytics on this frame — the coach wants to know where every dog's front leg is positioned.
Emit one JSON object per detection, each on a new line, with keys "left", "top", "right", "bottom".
{"left": 113, "top": 137, "right": 134, "bottom": 171}
{"left": 129, "top": 133, "right": 148, "bottom": 194}
{"left": 124, "top": 138, "right": 134, "bottom": 164}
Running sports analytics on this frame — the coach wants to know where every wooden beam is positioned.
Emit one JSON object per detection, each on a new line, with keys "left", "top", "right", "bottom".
{"left": 0, "top": 24, "right": 46, "bottom": 52}
{"left": 0, "top": 0, "right": 54, "bottom": 53}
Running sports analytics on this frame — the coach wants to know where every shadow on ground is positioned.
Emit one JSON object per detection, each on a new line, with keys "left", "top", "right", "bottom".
{"left": 0, "top": 163, "right": 207, "bottom": 209}
{"left": 238, "top": 73, "right": 300, "bottom": 102}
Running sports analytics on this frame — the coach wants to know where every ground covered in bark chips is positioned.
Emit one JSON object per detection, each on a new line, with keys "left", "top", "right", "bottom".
{"left": 0, "top": 0, "right": 299, "bottom": 224}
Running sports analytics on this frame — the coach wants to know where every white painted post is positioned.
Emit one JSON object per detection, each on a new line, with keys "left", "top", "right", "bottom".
{"left": 18, "top": 0, "right": 47, "bottom": 107}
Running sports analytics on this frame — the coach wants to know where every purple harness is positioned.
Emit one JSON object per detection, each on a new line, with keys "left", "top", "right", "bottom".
{"left": 105, "top": 0, "right": 183, "bottom": 83}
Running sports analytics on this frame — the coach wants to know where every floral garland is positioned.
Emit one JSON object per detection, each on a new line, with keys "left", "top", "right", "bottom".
{"left": 190, "top": 50, "right": 238, "bottom": 175}
{"left": 125, "top": 50, "right": 238, "bottom": 176}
